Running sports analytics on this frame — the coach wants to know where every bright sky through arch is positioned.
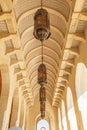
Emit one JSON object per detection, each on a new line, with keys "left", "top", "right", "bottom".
{"left": 37, "top": 119, "right": 49, "bottom": 130}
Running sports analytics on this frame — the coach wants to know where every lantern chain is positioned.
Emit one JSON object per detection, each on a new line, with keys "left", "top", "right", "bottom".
{"left": 41, "top": 41, "right": 43, "bottom": 64}
{"left": 41, "top": 0, "right": 43, "bottom": 8}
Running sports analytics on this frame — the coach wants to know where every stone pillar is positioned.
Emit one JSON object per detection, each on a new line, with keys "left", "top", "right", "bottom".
{"left": 22, "top": 102, "right": 26, "bottom": 130}
{"left": 5, "top": 89, "right": 14, "bottom": 129}
{"left": 0, "top": 97, "right": 8, "bottom": 130}
{"left": 16, "top": 88, "right": 22, "bottom": 127}
{"left": 9, "top": 88, "right": 19, "bottom": 127}
{"left": 71, "top": 87, "right": 84, "bottom": 130}
{"left": 0, "top": 65, "right": 9, "bottom": 130}
{"left": 53, "top": 107, "right": 59, "bottom": 130}
{"left": 6, "top": 66, "right": 17, "bottom": 129}
{"left": 64, "top": 96, "right": 71, "bottom": 130}
{"left": 57, "top": 109, "right": 60, "bottom": 130}
{"left": 19, "top": 99, "right": 24, "bottom": 128}
{"left": 59, "top": 106, "right": 64, "bottom": 130}
{"left": 24, "top": 106, "right": 27, "bottom": 130}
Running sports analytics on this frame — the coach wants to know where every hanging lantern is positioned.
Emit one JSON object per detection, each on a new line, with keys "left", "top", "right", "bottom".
{"left": 40, "top": 102, "right": 45, "bottom": 119}
{"left": 41, "top": 110, "right": 45, "bottom": 119}
{"left": 38, "top": 63, "right": 47, "bottom": 85}
{"left": 40, "top": 86, "right": 46, "bottom": 102}
{"left": 40, "top": 102, "right": 45, "bottom": 111}
{"left": 40, "top": 102, "right": 45, "bottom": 118}
{"left": 33, "top": 8, "right": 51, "bottom": 41}
{"left": 33, "top": 0, "right": 50, "bottom": 119}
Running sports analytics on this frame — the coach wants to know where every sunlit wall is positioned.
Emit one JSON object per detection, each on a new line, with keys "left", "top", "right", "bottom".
{"left": 58, "top": 63, "right": 87, "bottom": 130}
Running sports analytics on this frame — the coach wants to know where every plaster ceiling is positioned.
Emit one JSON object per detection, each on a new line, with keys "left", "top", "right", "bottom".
{"left": 0, "top": 0, "right": 87, "bottom": 108}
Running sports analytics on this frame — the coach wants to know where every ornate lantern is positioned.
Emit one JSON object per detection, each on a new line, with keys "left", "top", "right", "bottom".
{"left": 40, "top": 86, "right": 46, "bottom": 118}
{"left": 40, "top": 102, "right": 45, "bottom": 118}
{"left": 33, "top": 8, "right": 51, "bottom": 41}
{"left": 38, "top": 63, "right": 47, "bottom": 85}
{"left": 41, "top": 110, "right": 45, "bottom": 119}
{"left": 40, "top": 86, "right": 46, "bottom": 102}
{"left": 33, "top": 0, "right": 51, "bottom": 119}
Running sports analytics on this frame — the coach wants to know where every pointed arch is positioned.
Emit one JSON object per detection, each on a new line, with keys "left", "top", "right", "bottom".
{"left": 37, "top": 119, "right": 49, "bottom": 130}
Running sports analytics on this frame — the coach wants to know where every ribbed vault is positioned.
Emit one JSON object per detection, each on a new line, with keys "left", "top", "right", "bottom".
{"left": 0, "top": 0, "right": 87, "bottom": 129}
{"left": 13, "top": 0, "right": 71, "bottom": 106}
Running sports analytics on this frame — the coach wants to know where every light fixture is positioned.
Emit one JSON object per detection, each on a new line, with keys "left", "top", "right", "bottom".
{"left": 33, "top": 0, "right": 51, "bottom": 41}
{"left": 33, "top": 0, "right": 51, "bottom": 119}
{"left": 38, "top": 63, "right": 47, "bottom": 85}
{"left": 40, "top": 102, "right": 45, "bottom": 118}
{"left": 40, "top": 86, "right": 46, "bottom": 102}
{"left": 40, "top": 86, "right": 46, "bottom": 118}
{"left": 38, "top": 41, "right": 46, "bottom": 119}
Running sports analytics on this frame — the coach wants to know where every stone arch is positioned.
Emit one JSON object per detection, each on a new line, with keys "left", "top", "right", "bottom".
{"left": 66, "top": 87, "right": 78, "bottom": 130}
{"left": 35, "top": 109, "right": 51, "bottom": 130}
{"left": 37, "top": 119, "right": 49, "bottom": 130}
{"left": 40, "top": 126, "right": 46, "bottom": 130}
{"left": 27, "top": 94, "right": 56, "bottom": 130}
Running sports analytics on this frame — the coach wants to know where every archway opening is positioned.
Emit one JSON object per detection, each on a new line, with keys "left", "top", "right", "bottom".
{"left": 37, "top": 119, "right": 49, "bottom": 130}
{"left": 75, "top": 63, "right": 87, "bottom": 129}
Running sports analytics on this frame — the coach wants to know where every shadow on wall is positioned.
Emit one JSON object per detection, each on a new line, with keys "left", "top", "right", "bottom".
{"left": 8, "top": 126, "right": 22, "bottom": 130}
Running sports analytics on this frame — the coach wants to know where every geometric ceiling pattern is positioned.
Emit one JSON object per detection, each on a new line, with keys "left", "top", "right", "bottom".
{"left": 14, "top": 0, "right": 72, "bottom": 106}
{"left": 0, "top": 0, "right": 87, "bottom": 108}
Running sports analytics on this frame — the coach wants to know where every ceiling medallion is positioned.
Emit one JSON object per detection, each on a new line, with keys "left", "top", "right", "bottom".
{"left": 33, "top": 0, "right": 51, "bottom": 119}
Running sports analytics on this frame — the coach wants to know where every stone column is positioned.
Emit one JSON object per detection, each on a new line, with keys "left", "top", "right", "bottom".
{"left": 71, "top": 87, "right": 84, "bottom": 130}
{"left": 9, "top": 88, "right": 19, "bottom": 127}
{"left": 63, "top": 96, "right": 71, "bottom": 130}
{"left": 53, "top": 106, "right": 59, "bottom": 130}
{"left": 19, "top": 99, "right": 24, "bottom": 128}
{"left": 59, "top": 106, "right": 64, "bottom": 130}
{"left": 0, "top": 98, "right": 8, "bottom": 130}
{"left": 0, "top": 65, "right": 9, "bottom": 130}
{"left": 57, "top": 109, "right": 60, "bottom": 130}
{"left": 16, "top": 88, "right": 22, "bottom": 127}
{"left": 22, "top": 102, "right": 26, "bottom": 130}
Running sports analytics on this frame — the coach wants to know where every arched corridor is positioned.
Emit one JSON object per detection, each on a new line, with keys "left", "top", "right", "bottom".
{"left": 0, "top": 0, "right": 87, "bottom": 130}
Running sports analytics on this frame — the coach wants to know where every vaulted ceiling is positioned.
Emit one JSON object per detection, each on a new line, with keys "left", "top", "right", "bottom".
{"left": 0, "top": 0, "right": 87, "bottom": 109}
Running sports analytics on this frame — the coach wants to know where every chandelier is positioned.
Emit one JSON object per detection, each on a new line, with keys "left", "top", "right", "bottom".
{"left": 33, "top": 0, "right": 51, "bottom": 119}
